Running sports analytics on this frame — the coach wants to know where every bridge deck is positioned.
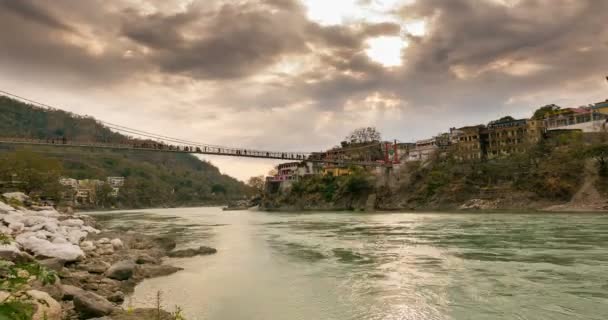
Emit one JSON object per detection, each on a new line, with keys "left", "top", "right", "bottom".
{"left": 0, "top": 138, "right": 387, "bottom": 167}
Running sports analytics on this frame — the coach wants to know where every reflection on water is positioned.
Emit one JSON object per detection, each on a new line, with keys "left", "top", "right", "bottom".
{"left": 89, "top": 208, "right": 608, "bottom": 320}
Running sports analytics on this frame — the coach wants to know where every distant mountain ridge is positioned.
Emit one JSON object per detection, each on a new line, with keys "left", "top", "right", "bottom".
{"left": 0, "top": 95, "right": 252, "bottom": 208}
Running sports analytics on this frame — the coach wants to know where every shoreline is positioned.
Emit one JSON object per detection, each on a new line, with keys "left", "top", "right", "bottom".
{"left": 0, "top": 193, "right": 217, "bottom": 320}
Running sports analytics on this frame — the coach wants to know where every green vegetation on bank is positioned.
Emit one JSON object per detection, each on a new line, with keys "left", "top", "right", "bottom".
{"left": 264, "top": 131, "right": 608, "bottom": 211}
{"left": 264, "top": 167, "right": 374, "bottom": 210}
{"left": 0, "top": 96, "right": 252, "bottom": 208}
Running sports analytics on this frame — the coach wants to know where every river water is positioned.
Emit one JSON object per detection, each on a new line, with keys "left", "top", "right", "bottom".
{"left": 91, "top": 208, "right": 608, "bottom": 320}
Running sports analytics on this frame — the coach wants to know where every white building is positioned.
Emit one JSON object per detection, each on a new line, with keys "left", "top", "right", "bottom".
{"left": 106, "top": 176, "right": 125, "bottom": 187}
{"left": 408, "top": 138, "right": 438, "bottom": 162}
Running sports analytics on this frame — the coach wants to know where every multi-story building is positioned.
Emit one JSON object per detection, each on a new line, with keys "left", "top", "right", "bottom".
{"left": 486, "top": 118, "right": 544, "bottom": 159}
{"left": 408, "top": 138, "right": 438, "bottom": 162}
{"left": 593, "top": 100, "right": 608, "bottom": 115}
{"left": 453, "top": 125, "right": 488, "bottom": 160}
{"left": 59, "top": 178, "right": 78, "bottom": 188}
{"left": 106, "top": 177, "right": 125, "bottom": 187}
{"left": 396, "top": 142, "right": 416, "bottom": 162}
{"left": 544, "top": 107, "right": 607, "bottom": 132}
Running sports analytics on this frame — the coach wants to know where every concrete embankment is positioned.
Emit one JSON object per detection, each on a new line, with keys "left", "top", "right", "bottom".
{"left": 0, "top": 192, "right": 216, "bottom": 320}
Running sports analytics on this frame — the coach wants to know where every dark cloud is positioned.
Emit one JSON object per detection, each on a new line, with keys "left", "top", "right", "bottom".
{"left": 0, "top": 0, "right": 75, "bottom": 33}
{"left": 1, "top": 0, "right": 607, "bottom": 131}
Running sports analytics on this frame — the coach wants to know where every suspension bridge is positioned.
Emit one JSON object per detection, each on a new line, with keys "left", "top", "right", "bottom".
{"left": 0, "top": 91, "right": 390, "bottom": 167}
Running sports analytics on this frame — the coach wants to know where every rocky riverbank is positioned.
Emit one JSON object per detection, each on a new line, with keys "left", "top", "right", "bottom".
{"left": 0, "top": 192, "right": 216, "bottom": 320}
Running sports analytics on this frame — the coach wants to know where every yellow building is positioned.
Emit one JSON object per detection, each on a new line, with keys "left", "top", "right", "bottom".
{"left": 593, "top": 100, "right": 608, "bottom": 114}
{"left": 323, "top": 166, "right": 352, "bottom": 177}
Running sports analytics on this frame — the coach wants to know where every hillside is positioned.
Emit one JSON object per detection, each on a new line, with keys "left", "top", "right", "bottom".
{"left": 0, "top": 96, "right": 252, "bottom": 208}
{"left": 263, "top": 131, "right": 608, "bottom": 212}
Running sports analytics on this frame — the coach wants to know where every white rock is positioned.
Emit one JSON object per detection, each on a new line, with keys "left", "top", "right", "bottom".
{"left": 96, "top": 238, "right": 110, "bottom": 245}
{"left": 2, "top": 192, "right": 29, "bottom": 202}
{"left": 61, "top": 219, "right": 84, "bottom": 227}
{"left": 0, "top": 225, "right": 11, "bottom": 235}
{"left": 0, "top": 200, "right": 15, "bottom": 212}
{"left": 0, "top": 243, "right": 22, "bottom": 261}
{"left": 110, "top": 238, "right": 123, "bottom": 250}
{"left": 82, "top": 225, "right": 100, "bottom": 234}
{"left": 52, "top": 236, "right": 68, "bottom": 244}
{"left": 16, "top": 235, "right": 84, "bottom": 262}
{"left": 8, "top": 222, "right": 24, "bottom": 233}
{"left": 26, "top": 290, "right": 62, "bottom": 320}
{"left": 2, "top": 212, "right": 24, "bottom": 225}
{"left": 80, "top": 241, "right": 96, "bottom": 252}
{"left": 66, "top": 230, "right": 88, "bottom": 244}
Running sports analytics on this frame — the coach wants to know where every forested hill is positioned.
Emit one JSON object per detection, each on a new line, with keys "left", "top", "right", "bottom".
{"left": 0, "top": 95, "right": 253, "bottom": 208}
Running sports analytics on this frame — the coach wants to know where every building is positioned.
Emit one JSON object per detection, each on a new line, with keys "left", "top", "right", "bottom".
{"left": 544, "top": 107, "right": 607, "bottom": 132}
{"left": 408, "top": 138, "right": 435, "bottom": 162}
{"left": 59, "top": 178, "right": 78, "bottom": 188}
{"left": 593, "top": 100, "right": 608, "bottom": 115}
{"left": 486, "top": 118, "right": 544, "bottom": 159}
{"left": 396, "top": 142, "right": 416, "bottom": 162}
{"left": 323, "top": 165, "right": 352, "bottom": 176}
{"left": 106, "top": 177, "right": 125, "bottom": 187}
{"left": 452, "top": 125, "right": 488, "bottom": 160}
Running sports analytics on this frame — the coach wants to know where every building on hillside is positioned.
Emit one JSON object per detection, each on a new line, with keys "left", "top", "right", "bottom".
{"left": 59, "top": 178, "right": 78, "bottom": 188}
{"left": 106, "top": 177, "right": 125, "bottom": 187}
{"left": 75, "top": 189, "right": 93, "bottom": 205}
{"left": 319, "top": 142, "right": 384, "bottom": 164}
{"left": 486, "top": 118, "right": 545, "bottom": 159}
{"left": 265, "top": 162, "right": 304, "bottom": 193}
{"left": 544, "top": 107, "right": 607, "bottom": 132}
{"left": 396, "top": 142, "right": 416, "bottom": 163}
{"left": 452, "top": 125, "right": 488, "bottom": 160}
{"left": 593, "top": 100, "right": 608, "bottom": 115}
{"left": 323, "top": 165, "right": 352, "bottom": 177}
{"left": 408, "top": 138, "right": 437, "bottom": 162}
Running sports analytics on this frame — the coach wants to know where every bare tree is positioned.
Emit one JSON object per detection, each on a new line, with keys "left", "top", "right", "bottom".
{"left": 345, "top": 127, "right": 382, "bottom": 144}
{"left": 247, "top": 175, "right": 265, "bottom": 193}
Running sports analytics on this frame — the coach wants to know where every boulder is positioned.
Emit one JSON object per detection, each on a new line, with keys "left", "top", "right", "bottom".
{"left": 168, "top": 246, "right": 217, "bottom": 258}
{"left": 61, "top": 284, "right": 85, "bottom": 301}
{"left": 2, "top": 192, "right": 29, "bottom": 203}
{"left": 96, "top": 243, "right": 114, "bottom": 255}
{"left": 0, "top": 200, "right": 16, "bottom": 212}
{"left": 60, "top": 219, "right": 85, "bottom": 227}
{"left": 138, "top": 264, "right": 183, "bottom": 278}
{"left": 153, "top": 236, "right": 177, "bottom": 251}
{"left": 105, "top": 260, "right": 136, "bottom": 280}
{"left": 107, "top": 291, "right": 125, "bottom": 303}
{"left": 80, "top": 241, "right": 96, "bottom": 252}
{"left": 135, "top": 253, "right": 158, "bottom": 264}
{"left": 26, "top": 290, "right": 62, "bottom": 320}
{"left": 67, "top": 230, "right": 88, "bottom": 244}
{"left": 83, "top": 260, "right": 111, "bottom": 274}
{"left": 8, "top": 221, "right": 24, "bottom": 233}
{"left": 0, "top": 243, "right": 34, "bottom": 263}
{"left": 38, "top": 258, "right": 65, "bottom": 272}
{"left": 110, "top": 238, "right": 123, "bottom": 250}
{"left": 96, "top": 238, "right": 110, "bottom": 245}
{"left": 16, "top": 234, "right": 84, "bottom": 262}
{"left": 73, "top": 290, "right": 116, "bottom": 318}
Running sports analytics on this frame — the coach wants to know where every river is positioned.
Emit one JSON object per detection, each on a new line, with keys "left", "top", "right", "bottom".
{"left": 90, "top": 207, "right": 608, "bottom": 320}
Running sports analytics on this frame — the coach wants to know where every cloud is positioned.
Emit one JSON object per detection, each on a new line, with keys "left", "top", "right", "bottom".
{"left": 1, "top": 0, "right": 607, "bottom": 150}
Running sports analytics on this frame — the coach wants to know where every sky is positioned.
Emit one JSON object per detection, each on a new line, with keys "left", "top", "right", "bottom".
{"left": 0, "top": 0, "right": 607, "bottom": 181}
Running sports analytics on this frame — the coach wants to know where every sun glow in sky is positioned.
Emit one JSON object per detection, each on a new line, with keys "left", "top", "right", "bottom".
{"left": 1, "top": 0, "right": 606, "bottom": 181}
{"left": 366, "top": 36, "right": 407, "bottom": 67}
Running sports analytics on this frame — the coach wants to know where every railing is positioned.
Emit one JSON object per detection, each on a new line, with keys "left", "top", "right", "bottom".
{"left": 0, "top": 137, "right": 389, "bottom": 167}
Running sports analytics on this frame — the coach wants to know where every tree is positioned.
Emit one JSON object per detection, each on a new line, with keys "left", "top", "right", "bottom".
{"left": 95, "top": 183, "right": 116, "bottom": 208}
{"left": 532, "top": 104, "right": 561, "bottom": 120}
{"left": 586, "top": 144, "right": 608, "bottom": 176}
{"left": 0, "top": 150, "right": 63, "bottom": 200}
{"left": 345, "top": 127, "right": 382, "bottom": 144}
{"left": 247, "top": 176, "right": 265, "bottom": 194}
{"left": 211, "top": 184, "right": 227, "bottom": 195}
